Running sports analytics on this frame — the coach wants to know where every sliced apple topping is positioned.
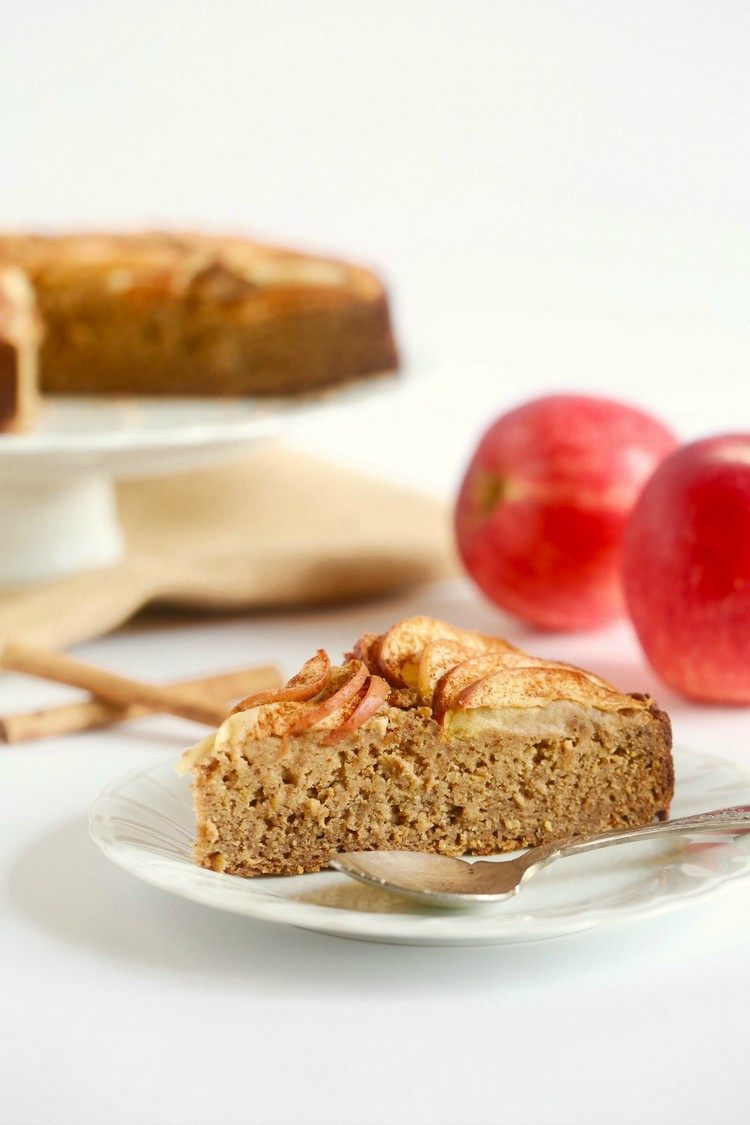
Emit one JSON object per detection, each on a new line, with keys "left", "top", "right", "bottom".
{"left": 442, "top": 665, "right": 648, "bottom": 736}
{"left": 215, "top": 658, "right": 379, "bottom": 747}
{"left": 432, "top": 650, "right": 534, "bottom": 721}
{"left": 376, "top": 615, "right": 514, "bottom": 688}
{"left": 416, "top": 639, "right": 492, "bottom": 704}
{"left": 432, "top": 649, "right": 623, "bottom": 723}
{"left": 287, "top": 660, "right": 369, "bottom": 736}
{"left": 324, "top": 674, "right": 391, "bottom": 745}
{"left": 457, "top": 666, "right": 644, "bottom": 711}
{"left": 347, "top": 632, "right": 383, "bottom": 672}
{"left": 230, "top": 649, "right": 330, "bottom": 715}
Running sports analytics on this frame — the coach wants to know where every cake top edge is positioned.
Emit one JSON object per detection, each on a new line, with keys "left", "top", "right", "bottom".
{"left": 179, "top": 618, "right": 654, "bottom": 769}
{"left": 0, "top": 230, "right": 386, "bottom": 299}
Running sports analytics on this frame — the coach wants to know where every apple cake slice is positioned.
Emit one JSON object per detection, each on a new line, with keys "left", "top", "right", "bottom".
{"left": 181, "top": 616, "right": 673, "bottom": 877}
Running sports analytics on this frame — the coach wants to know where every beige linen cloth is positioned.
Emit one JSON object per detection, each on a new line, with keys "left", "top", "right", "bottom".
{"left": 0, "top": 443, "right": 457, "bottom": 648}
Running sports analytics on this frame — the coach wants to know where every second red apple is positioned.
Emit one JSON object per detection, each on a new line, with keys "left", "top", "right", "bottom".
{"left": 622, "top": 434, "right": 750, "bottom": 703}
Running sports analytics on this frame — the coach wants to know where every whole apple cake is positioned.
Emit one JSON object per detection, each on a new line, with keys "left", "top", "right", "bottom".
{"left": 181, "top": 616, "right": 673, "bottom": 877}
{"left": 0, "top": 231, "right": 398, "bottom": 410}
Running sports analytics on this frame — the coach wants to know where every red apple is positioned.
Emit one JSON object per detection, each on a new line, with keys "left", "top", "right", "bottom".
{"left": 455, "top": 394, "right": 677, "bottom": 630}
{"left": 622, "top": 434, "right": 750, "bottom": 703}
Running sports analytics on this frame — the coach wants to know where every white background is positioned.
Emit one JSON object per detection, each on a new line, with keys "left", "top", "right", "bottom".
{"left": 2, "top": 3, "right": 750, "bottom": 1123}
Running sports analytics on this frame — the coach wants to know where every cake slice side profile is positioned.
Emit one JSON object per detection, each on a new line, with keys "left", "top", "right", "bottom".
{"left": 182, "top": 616, "right": 673, "bottom": 877}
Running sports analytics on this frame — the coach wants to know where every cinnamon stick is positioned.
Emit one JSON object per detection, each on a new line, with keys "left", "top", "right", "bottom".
{"left": 0, "top": 641, "right": 246, "bottom": 729}
{"left": 0, "top": 664, "right": 281, "bottom": 744}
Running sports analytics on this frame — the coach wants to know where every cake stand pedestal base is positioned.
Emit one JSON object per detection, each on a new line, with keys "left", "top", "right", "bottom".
{"left": 0, "top": 473, "right": 125, "bottom": 586}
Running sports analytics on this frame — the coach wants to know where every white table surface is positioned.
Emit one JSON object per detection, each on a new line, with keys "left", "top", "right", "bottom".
{"left": 4, "top": 2, "right": 750, "bottom": 1121}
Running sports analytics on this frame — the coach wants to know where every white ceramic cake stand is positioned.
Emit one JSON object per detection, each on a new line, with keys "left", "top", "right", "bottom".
{"left": 0, "top": 373, "right": 398, "bottom": 586}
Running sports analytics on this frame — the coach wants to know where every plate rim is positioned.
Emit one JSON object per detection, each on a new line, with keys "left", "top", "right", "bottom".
{"left": 89, "top": 747, "right": 750, "bottom": 946}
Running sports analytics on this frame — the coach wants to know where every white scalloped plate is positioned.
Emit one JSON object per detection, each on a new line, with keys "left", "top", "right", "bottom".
{"left": 90, "top": 750, "right": 750, "bottom": 946}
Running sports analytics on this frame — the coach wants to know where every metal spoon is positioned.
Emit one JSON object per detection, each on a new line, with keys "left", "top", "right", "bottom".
{"left": 330, "top": 805, "right": 750, "bottom": 908}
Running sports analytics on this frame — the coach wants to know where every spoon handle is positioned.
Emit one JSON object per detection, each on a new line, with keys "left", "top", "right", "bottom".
{"left": 558, "top": 805, "right": 750, "bottom": 859}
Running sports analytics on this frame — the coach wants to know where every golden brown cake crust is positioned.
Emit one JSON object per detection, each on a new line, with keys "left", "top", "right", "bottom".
{"left": 184, "top": 616, "right": 675, "bottom": 877}
{"left": 0, "top": 231, "right": 398, "bottom": 397}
